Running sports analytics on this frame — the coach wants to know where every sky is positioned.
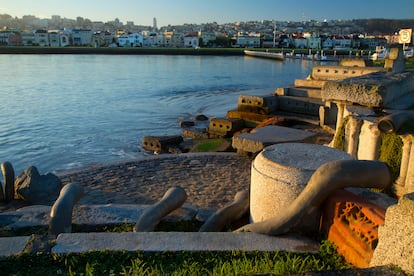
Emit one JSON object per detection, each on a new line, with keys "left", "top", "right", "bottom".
{"left": 0, "top": 0, "right": 413, "bottom": 27}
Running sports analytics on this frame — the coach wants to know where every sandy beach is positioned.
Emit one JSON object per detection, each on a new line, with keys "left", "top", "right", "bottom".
{"left": 57, "top": 152, "right": 252, "bottom": 210}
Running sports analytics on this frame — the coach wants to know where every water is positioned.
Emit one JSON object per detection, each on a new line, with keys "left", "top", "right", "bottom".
{"left": 0, "top": 54, "right": 315, "bottom": 173}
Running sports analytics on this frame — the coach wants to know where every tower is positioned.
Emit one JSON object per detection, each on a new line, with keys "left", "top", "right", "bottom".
{"left": 153, "top": 17, "right": 157, "bottom": 31}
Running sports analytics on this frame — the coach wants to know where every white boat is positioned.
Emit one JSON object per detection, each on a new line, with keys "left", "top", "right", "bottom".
{"left": 244, "top": 50, "right": 284, "bottom": 61}
{"left": 370, "top": 47, "right": 389, "bottom": 61}
{"left": 404, "top": 47, "right": 414, "bottom": 58}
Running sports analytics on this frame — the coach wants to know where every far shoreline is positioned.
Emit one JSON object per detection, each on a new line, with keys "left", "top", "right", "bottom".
{"left": 0, "top": 46, "right": 245, "bottom": 55}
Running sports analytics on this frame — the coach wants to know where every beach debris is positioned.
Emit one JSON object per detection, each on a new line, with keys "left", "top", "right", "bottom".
{"left": 236, "top": 160, "right": 392, "bottom": 236}
{"left": 1, "top": 161, "right": 15, "bottom": 202}
{"left": 49, "top": 182, "right": 84, "bottom": 235}
{"left": 15, "top": 166, "right": 62, "bottom": 204}
{"left": 134, "top": 186, "right": 187, "bottom": 232}
{"left": 199, "top": 190, "right": 249, "bottom": 232}
{"left": 142, "top": 135, "right": 184, "bottom": 153}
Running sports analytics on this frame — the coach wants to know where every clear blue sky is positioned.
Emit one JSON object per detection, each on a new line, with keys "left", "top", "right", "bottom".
{"left": 1, "top": 0, "right": 413, "bottom": 27}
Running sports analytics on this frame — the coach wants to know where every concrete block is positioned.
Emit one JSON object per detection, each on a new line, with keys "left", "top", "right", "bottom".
{"left": 370, "top": 193, "right": 414, "bottom": 274}
{"left": 284, "top": 86, "right": 322, "bottom": 99}
{"left": 277, "top": 96, "right": 323, "bottom": 116}
{"left": 209, "top": 118, "right": 244, "bottom": 137}
{"left": 250, "top": 143, "right": 352, "bottom": 228}
{"left": 293, "top": 79, "right": 327, "bottom": 89}
{"left": 226, "top": 110, "right": 272, "bottom": 127}
{"left": 0, "top": 236, "right": 30, "bottom": 256}
{"left": 232, "top": 126, "right": 317, "bottom": 155}
{"left": 52, "top": 232, "right": 320, "bottom": 253}
{"left": 237, "top": 95, "right": 278, "bottom": 114}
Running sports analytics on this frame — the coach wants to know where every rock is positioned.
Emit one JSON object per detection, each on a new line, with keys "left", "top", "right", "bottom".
{"left": 195, "top": 114, "right": 208, "bottom": 121}
{"left": 15, "top": 166, "right": 62, "bottom": 205}
{"left": 180, "top": 120, "right": 195, "bottom": 128}
{"left": 370, "top": 192, "right": 414, "bottom": 275}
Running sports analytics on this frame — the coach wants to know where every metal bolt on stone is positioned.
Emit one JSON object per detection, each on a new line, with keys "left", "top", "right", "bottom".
{"left": 236, "top": 160, "right": 392, "bottom": 236}
{"left": 1, "top": 161, "right": 15, "bottom": 202}
{"left": 134, "top": 186, "right": 187, "bottom": 232}
{"left": 199, "top": 190, "right": 249, "bottom": 232}
{"left": 49, "top": 182, "right": 84, "bottom": 235}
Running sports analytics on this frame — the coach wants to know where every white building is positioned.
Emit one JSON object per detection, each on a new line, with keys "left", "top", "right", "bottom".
{"left": 184, "top": 34, "right": 199, "bottom": 48}
{"left": 236, "top": 33, "right": 260, "bottom": 48}
{"left": 34, "top": 30, "right": 49, "bottom": 46}
{"left": 72, "top": 29, "right": 93, "bottom": 46}
{"left": 117, "top": 32, "right": 143, "bottom": 47}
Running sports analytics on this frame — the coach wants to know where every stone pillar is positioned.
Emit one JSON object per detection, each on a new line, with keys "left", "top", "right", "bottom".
{"left": 250, "top": 143, "right": 352, "bottom": 231}
{"left": 357, "top": 119, "right": 381, "bottom": 160}
{"left": 395, "top": 134, "right": 414, "bottom": 197}
{"left": 344, "top": 116, "right": 363, "bottom": 158}
{"left": 370, "top": 193, "right": 414, "bottom": 274}
{"left": 335, "top": 102, "right": 346, "bottom": 132}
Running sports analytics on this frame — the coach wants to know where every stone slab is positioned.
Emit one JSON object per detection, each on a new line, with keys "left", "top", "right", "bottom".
{"left": 322, "top": 71, "right": 414, "bottom": 108}
{"left": 52, "top": 232, "right": 319, "bottom": 253}
{"left": 0, "top": 204, "right": 201, "bottom": 228}
{"left": 232, "top": 125, "right": 317, "bottom": 154}
{"left": 0, "top": 236, "right": 30, "bottom": 256}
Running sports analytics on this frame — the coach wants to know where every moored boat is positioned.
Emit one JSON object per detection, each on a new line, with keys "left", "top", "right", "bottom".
{"left": 244, "top": 50, "right": 284, "bottom": 61}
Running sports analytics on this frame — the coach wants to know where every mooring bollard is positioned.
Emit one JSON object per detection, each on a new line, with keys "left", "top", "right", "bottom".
{"left": 199, "top": 190, "right": 249, "bottom": 232}
{"left": 1, "top": 161, "right": 15, "bottom": 202}
{"left": 134, "top": 186, "right": 187, "bottom": 232}
{"left": 49, "top": 182, "right": 84, "bottom": 235}
{"left": 236, "top": 160, "right": 392, "bottom": 236}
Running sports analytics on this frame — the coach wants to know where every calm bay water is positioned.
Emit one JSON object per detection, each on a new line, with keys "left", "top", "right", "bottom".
{"left": 0, "top": 54, "right": 315, "bottom": 173}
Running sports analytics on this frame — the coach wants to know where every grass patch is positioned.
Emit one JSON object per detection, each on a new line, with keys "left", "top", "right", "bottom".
{"left": 0, "top": 241, "right": 351, "bottom": 275}
{"left": 379, "top": 132, "right": 403, "bottom": 184}
{"left": 332, "top": 116, "right": 350, "bottom": 151}
{"left": 191, "top": 138, "right": 232, "bottom": 152}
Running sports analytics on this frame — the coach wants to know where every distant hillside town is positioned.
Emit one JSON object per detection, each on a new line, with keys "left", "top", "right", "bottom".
{"left": 0, "top": 14, "right": 413, "bottom": 50}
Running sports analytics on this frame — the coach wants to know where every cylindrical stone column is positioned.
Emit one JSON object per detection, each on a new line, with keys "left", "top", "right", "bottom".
{"left": 250, "top": 143, "right": 352, "bottom": 225}
{"left": 345, "top": 116, "right": 363, "bottom": 158}
{"left": 396, "top": 135, "right": 413, "bottom": 196}
{"left": 357, "top": 119, "right": 381, "bottom": 160}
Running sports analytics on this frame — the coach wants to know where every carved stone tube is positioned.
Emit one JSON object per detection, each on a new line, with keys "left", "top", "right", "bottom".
{"left": 134, "top": 186, "right": 187, "bottom": 232}
{"left": 199, "top": 190, "right": 249, "bottom": 232}
{"left": 1, "top": 162, "right": 15, "bottom": 202}
{"left": 378, "top": 111, "right": 414, "bottom": 134}
{"left": 49, "top": 183, "right": 84, "bottom": 235}
{"left": 236, "top": 160, "right": 392, "bottom": 236}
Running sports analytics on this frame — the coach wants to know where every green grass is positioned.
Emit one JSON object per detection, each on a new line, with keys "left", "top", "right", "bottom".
{"left": 0, "top": 241, "right": 352, "bottom": 275}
